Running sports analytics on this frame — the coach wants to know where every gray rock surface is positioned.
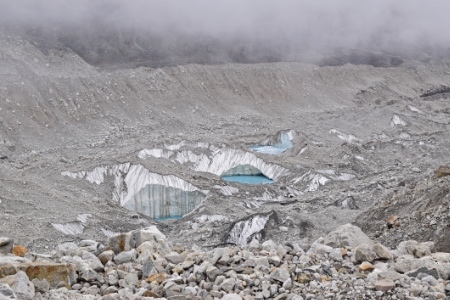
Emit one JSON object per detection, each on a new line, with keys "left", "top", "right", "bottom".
{"left": 0, "top": 239, "right": 13, "bottom": 256}
{"left": 0, "top": 284, "right": 16, "bottom": 300}
{"left": 323, "top": 224, "right": 373, "bottom": 248}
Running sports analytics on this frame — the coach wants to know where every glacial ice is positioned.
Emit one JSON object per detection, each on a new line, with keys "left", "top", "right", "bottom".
{"left": 139, "top": 145, "right": 289, "bottom": 181}
{"left": 214, "top": 185, "right": 239, "bottom": 196}
{"left": 62, "top": 164, "right": 206, "bottom": 220}
{"left": 123, "top": 184, "right": 204, "bottom": 220}
{"left": 52, "top": 214, "right": 91, "bottom": 235}
{"left": 249, "top": 130, "right": 294, "bottom": 154}
{"left": 227, "top": 213, "right": 272, "bottom": 245}
{"left": 329, "top": 129, "right": 361, "bottom": 144}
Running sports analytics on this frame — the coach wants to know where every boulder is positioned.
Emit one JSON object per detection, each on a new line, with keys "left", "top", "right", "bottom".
{"left": 395, "top": 256, "right": 435, "bottom": 274}
{"left": 0, "top": 271, "right": 34, "bottom": 300}
{"left": 0, "top": 283, "right": 16, "bottom": 300}
{"left": 307, "top": 238, "right": 333, "bottom": 257}
{"left": 30, "top": 278, "right": 49, "bottom": 293}
{"left": 372, "top": 243, "right": 393, "bottom": 260}
{"left": 270, "top": 268, "right": 290, "bottom": 283}
{"left": 81, "top": 251, "right": 104, "bottom": 272}
{"left": 354, "top": 244, "right": 377, "bottom": 263}
{"left": 359, "top": 261, "right": 375, "bottom": 272}
{"left": 23, "top": 262, "right": 76, "bottom": 289}
{"left": 113, "top": 249, "right": 136, "bottom": 265}
{"left": 205, "top": 266, "right": 220, "bottom": 281}
{"left": 328, "top": 248, "right": 343, "bottom": 261}
{"left": 220, "top": 278, "right": 236, "bottom": 293}
{"left": 164, "top": 252, "right": 184, "bottom": 264}
{"left": 431, "top": 252, "right": 450, "bottom": 279}
{"left": 108, "top": 226, "right": 170, "bottom": 254}
{"left": 406, "top": 267, "right": 440, "bottom": 280}
{"left": 396, "top": 240, "right": 434, "bottom": 258}
{"left": 54, "top": 242, "right": 80, "bottom": 258}
{"left": 98, "top": 250, "right": 114, "bottom": 265}
{"left": 0, "top": 238, "right": 13, "bottom": 256}
{"left": 374, "top": 279, "right": 395, "bottom": 291}
{"left": 323, "top": 224, "right": 373, "bottom": 248}
{"left": 72, "top": 256, "right": 98, "bottom": 282}
{"left": 435, "top": 165, "right": 450, "bottom": 178}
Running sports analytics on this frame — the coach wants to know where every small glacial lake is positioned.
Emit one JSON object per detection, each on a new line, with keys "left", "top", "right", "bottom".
{"left": 155, "top": 215, "right": 183, "bottom": 222}
{"left": 221, "top": 175, "right": 274, "bottom": 184}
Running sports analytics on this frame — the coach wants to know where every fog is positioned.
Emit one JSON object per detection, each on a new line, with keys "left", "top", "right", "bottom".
{"left": 1, "top": 0, "right": 449, "bottom": 66}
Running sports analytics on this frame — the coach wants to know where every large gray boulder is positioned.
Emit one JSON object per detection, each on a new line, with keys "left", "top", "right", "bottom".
{"left": 0, "top": 284, "right": 16, "bottom": 300}
{"left": 323, "top": 224, "right": 373, "bottom": 248}
{"left": 0, "top": 271, "right": 34, "bottom": 300}
{"left": 108, "top": 226, "right": 170, "bottom": 254}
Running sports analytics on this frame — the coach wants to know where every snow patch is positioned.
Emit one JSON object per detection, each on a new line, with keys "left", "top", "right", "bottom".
{"left": 101, "top": 228, "right": 120, "bottom": 238}
{"left": 138, "top": 149, "right": 174, "bottom": 159}
{"left": 390, "top": 114, "right": 407, "bottom": 127}
{"left": 329, "top": 129, "right": 361, "bottom": 144}
{"left": 317, "top": 169, "right": 356, "bottom": 181}
{"left": 52, "top": 222, "right": 84, "bottom": 235}
{"left": 408, "top": 105, "right": 422, "bottom": 113}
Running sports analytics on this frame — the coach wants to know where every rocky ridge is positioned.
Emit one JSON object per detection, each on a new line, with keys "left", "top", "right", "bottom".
{"left": 2, "top": 224, "right": 450, "bottom": 299}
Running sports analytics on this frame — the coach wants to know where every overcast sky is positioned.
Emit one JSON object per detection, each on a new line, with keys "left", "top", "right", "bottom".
{"left": 1, "top": 0, "right": 449, "bottom": 53}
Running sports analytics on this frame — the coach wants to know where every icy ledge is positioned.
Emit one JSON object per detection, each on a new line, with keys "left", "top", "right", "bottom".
{"left": 226, "top": 212, "right": 275, "bottom": 246}
{"left": 249, "top": 130, "right": 294, "bottom": 155}
{"left": 139, "top": 146, "right": 289, "bottom": 181}
{"left": 62, "top": 163, "right": 206, "bottom": 219}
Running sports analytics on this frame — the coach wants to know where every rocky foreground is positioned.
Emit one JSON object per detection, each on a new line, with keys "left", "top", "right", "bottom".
{"left": 1, "top": 224, "right": 450, "bottom": 300}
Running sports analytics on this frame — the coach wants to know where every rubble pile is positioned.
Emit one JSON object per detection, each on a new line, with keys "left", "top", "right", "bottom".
{"left": 2, "top": 224, "right": 450, "bottom": 300}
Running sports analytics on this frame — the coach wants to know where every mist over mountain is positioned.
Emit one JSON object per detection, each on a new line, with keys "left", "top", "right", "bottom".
{"left": 1, "top": 0, "right": 449, "bottom": 67}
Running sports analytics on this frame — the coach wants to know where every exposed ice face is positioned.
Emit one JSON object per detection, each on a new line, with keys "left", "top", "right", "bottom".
{"left": 52, "top": 214, "right": 91, "bottom": 235}
{"left": 329, "top": 129, "right": 361, "bottom": 144}
{"left": 227, "top": 213, "right": 272, "bottom": 246}
{"left": 101, "top": 228, "right": 120, "bottom": 238}
{"left": 62, "top": 164, "right": 206, "bottom": 220}
{"left": 214, "top": 185, "right": 239, "bottom": 196}
{"left": 194, "top": 148, "right": 288, "bottom": 180}
{"left": 124, "top": 184, "right": 204, "bottom": 220}
{"left": 139, "top": 143, "right": 289, "bottom": 181}
{"left": 250, "top": 130, "right": 294, "bottom": 154}
{"left": 317, "top": 169, "right": 356, "bottom": 181}
{"left": 292, "top": 169, "right": 356, "bottom": 192}
{"left": 52, "top": 222, "right": 84, "bottom": 235}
